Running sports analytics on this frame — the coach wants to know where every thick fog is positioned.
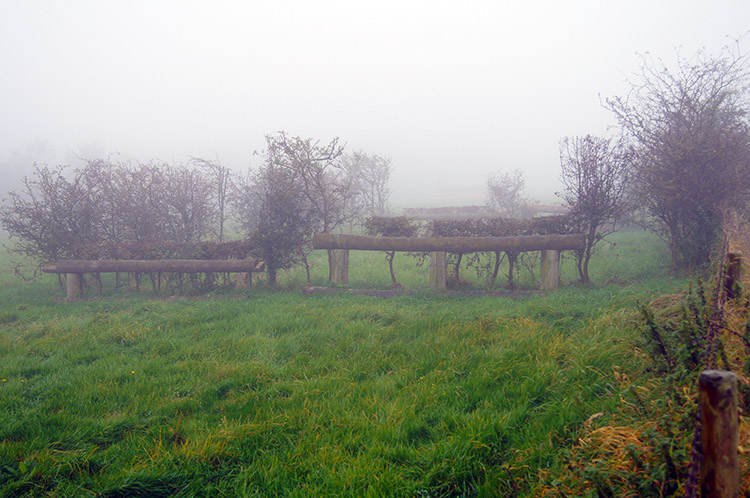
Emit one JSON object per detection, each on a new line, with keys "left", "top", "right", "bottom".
{"left": 1, "top": 0, "right": 748, "bottom": 207}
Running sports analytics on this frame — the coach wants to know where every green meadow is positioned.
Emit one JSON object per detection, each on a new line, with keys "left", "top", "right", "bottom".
{"left": 0, "top": 231, "right": 686, "bottom": 497}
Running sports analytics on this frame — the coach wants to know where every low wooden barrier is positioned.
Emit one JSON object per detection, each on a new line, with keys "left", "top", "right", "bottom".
{"left": 313, "top": 233, "right": 585, "bottom": 290}
{"left": 42, "top": 259, "right": 265, "bottom": 298}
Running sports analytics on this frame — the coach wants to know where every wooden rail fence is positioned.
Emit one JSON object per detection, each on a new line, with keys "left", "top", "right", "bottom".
{"left": 313, "top": 233, "right": 586, "bottom": 290}
{"left": 42, "top": 259, "right": 265, "bottom": 298}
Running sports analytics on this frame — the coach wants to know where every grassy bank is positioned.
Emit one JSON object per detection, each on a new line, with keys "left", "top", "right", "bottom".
{"left": 0, "top": 231, "right": 686, "bottom": 496}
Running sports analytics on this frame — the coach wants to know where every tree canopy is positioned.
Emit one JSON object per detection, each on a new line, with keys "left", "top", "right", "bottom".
{"left": 607, "top": 48, "right": 750, "bottom": 269}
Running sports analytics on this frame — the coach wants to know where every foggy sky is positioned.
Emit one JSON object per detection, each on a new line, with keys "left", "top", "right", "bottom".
{"left": 1, "top": 0, "right": 748, "bottom": 207}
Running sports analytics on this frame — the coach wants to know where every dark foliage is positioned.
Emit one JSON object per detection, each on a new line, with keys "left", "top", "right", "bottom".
{"left": 1, "top": 164, "right": 100, "bottom": 265}
{"left": 247, "top": 164, "right": 312, "bottom": 286}
{"left": 1, "top": 160, "right": 223, "bottom": 270}
{"left": 607, "top": 48, "right": 750, "bottom": 270}
{"left": 71, "top": 240, "right": 255, "bottom": 260}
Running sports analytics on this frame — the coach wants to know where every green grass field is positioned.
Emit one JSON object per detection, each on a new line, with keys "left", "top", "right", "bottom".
{"left": 0, "top": 231, "right": 686, "bottom": 497}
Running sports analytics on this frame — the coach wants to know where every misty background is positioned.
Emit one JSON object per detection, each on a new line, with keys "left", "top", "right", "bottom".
{"left": 1, "top": 0, "right": 748, "bottom": 207}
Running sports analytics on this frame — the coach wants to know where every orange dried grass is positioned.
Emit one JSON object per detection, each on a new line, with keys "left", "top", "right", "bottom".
{"left": 538, "top": 217, "right": 750, "bottom": 496}
{"left": 536, "top": 419, "right": 661, "bottom": 497}
{"left": 721, "top": 213, "right": 750, "bottom": 491}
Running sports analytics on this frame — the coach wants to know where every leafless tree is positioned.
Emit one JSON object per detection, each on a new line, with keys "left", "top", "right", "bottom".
{"left": 160, "top": 163, "right": 215, "bottom": 244}
{"left": 1, "top": 165, "right": 100, "bottom": 279}
{"left": 3, "top": 157, "right": 225, "bottom": 281}
{"left": 232, "top": 168, "right": 262, "bottom": 236}
{"left": 558, "top": 135, "right": 631, "bottom": 283}
{"left": 606, "top": 47, "right": 750, "bottom": 269}
{"left": 265, "top": 132, "right": 356, "bottom": 233}
{"left": 114, "top": 162, "right": 169, "bottom": 245}
{"left": 80, "top": 158, "right": 130, "bottom": 256}
{"left": 190, "top": 156, "right": 232, "bottom": 242}
{"left": 235, "top": 160, "right": 311, "bottom": 286}
{"left": 485, "top": 169, "right": 527, "bottom": 218}
{"left": 264, "top": 132, "right": 360, "bottom": 281}
{"left": 342, "top": 150, "right": 391, "bottom": 218}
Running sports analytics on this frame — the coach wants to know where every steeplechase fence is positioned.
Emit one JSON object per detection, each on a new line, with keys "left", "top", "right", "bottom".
{"left": 313, "top": 233, "right": 586, "bottom": 291}
{"left": 42, "top": 259, "right": 265, "bottom": 298}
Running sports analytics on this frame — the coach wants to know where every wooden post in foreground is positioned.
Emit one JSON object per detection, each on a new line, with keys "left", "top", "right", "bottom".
{"left": 724, "top": 251, "right": 742, "bottom": 300}
{"left": 540, "top": 250, "right": 559, "bottom": 290}
{"left": 331, "top": 249, "right": 349, "bottom": 285}
{"left": 429, "top": 251, "right": 447, "bottom": 291}
{"left": 699, "top": 369, "right": 739, "bottom": 498}
{"left": 66, "top": 273, "right": 83, "bottom": 299}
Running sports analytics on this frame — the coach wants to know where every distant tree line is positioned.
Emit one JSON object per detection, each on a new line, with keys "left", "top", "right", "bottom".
{"left": 5, "top": 47, "right": 749, "bottom": 287}
{"left": 0, "top": 132, "right": 392, "bottom": 286}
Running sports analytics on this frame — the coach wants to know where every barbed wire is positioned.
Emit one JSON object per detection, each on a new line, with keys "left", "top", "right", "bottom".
{"left": 684, "top": 234, "right": 730, "bottom": 498}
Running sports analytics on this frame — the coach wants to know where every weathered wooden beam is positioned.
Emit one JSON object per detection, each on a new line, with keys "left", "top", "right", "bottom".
{"left": 313, "top": 233, "right": 585, "bottom": 253}
{"left": 43, "top": 259, "right": 265, "bottom": 274}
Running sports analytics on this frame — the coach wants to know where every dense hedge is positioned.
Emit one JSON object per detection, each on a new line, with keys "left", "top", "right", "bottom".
{"left": 362, "top": 215, "right": 574, "bottom": 238}
{"left": 69, "top": 240, "right": 256, "bottom": 261}
{"left": 362, "top": 215, "right": 578, "bottom": 289}
{"left": 428, "top": 215, "right": 575, "bottom": 237}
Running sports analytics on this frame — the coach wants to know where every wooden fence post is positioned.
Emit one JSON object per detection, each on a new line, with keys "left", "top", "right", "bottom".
{"left": 429, "top": 251, "right": 447, "bottom": 291}
{"left": 699, "top": 369, "right": 739, "bottom": 498}
{"left": 236, "top": 272, "right": 250, "bottom": 289}
{"left": 724, "top": 251, "right": 742, "bottom": 300}
{"left": 540, "top": 250, "right": 559, "bottom": 290}
{"left": 66, "top": 273, "right": 83, "bottom": 299}
{"left": 331, "top": 249, "right": 349, "bottom": 285}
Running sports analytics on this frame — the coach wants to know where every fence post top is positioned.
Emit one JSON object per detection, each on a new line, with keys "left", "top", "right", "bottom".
{"left": 699, "top": 369, "right": 737, "bottom": 387}
{"left": 700, "top": 369, "right": 736, "bottom": 379}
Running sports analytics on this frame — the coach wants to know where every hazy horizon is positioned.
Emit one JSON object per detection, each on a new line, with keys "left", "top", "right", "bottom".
{"left": 2, "top": 1, "right": 748, "bottom": 208}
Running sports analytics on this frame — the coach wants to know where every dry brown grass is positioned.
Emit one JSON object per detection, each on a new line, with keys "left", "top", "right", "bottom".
{"left": 537, "top": 214, "right": 750, "bottom": 496}
{"left": 720, "top": 212, "right": 750, "bottom": 491}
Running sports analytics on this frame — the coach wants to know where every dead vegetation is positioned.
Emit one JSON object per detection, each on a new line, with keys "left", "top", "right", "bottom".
{"left": 537, "top": 212, "right": 750, "bottom": 496}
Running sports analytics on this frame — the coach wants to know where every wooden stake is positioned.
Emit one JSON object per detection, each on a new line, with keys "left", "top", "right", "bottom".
{"left": 66, "top": 273, "right": 82, "bottom": 299}
{"left": 699, "top": 369, "right": 739, "bottom": 498}
{"left": 236, "top": 272, "right": 250, "bottom": 289}
{"left": 724, "top": 251, "right": 742, "bottom": 300}
{"left": 429, "top": 251, "right": 447, "bottom": 291}
{"left": 540, "top": 250, "right": 560, "bottom": 290}
{"left": 330, "top": 249, "right": 349, "bottom": 285}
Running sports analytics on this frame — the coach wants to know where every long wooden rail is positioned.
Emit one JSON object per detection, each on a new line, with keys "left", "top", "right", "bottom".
{"left": 313, "top": 233, "right": 584, "bottom": 253}
{"left": 313, "top": 233, "right": 585, "bottom": 290}
{"left": 42, "top": 259, "right": 265, "bottom": 298}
